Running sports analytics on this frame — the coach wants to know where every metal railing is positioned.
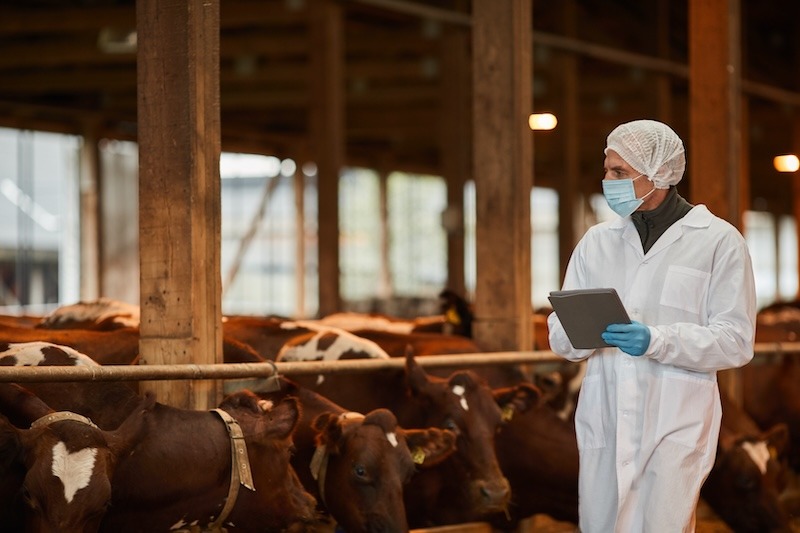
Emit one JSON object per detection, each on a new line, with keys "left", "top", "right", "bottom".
{"left": 0, "top": 342, "right": 795, "bottom": 383}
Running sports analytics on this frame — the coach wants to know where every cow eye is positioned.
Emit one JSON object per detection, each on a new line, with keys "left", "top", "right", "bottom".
{"left": 22, "top": 487, "right": 38, "bottom": 510}
{"left": 443, "top": 418, "right": 458, "bottom": 432}
{"left": 736, "top": 473, "right": 757, "bottom": 491}
{"left": 353, "top": 464, "right": 367, "bottom": 478}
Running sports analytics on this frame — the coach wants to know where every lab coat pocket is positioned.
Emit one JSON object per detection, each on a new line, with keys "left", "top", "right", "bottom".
{"left": 659, "top": 265, "right": 710, "bottom": 314}
{"left": 575, "top": 374, "right": 606, "bottom": 449}
{"left": 655, "top": 372, "right": 716, "bottom": 450}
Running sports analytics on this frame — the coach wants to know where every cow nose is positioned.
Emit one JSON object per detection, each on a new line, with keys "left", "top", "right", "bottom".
{"left": 476, "top": 477, "right": 511, "bottom": 510}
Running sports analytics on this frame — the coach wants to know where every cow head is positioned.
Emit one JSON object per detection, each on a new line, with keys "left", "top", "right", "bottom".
{"left": 310, "top": 408, "right": 456, "bottom": 533}
{"left": 0, "top": 394, "right": 152, "bottom": 533}
{"left": 403, "top": 354, "right": 540, "bottom": 521}
{"left": 217, "top": 392, "right": 318, "bottom": 530}
{"left": 702, "top": 423, "right": 792, "bottom": 533}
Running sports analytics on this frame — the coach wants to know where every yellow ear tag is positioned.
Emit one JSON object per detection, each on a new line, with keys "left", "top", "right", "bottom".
{"left": 769, "top": 446, "right": 778, "bottom": 461}
{"left": 501, "top": 404, "right": 515, "bottom": 422}
{"left": 412, "top": 447, "right": 426, "bottom": 465}
{"left": 445, "top": 307, "right": 461, "bottom": 326}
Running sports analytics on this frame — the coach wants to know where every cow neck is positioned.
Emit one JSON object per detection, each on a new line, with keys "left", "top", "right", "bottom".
{"left": 30, "top": 411, "right": 98, "bottom": 430}
{"left": 207, "top": 408, "right": 255, "bottom": 532}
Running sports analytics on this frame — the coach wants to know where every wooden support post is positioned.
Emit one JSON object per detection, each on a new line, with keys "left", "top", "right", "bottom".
{"left": 440, "top": 25, "right": 470, "bottom": 297}
{"left": 294, "top": 166, "right": 307, "bottom": 317}
{"left": 309, "top": 0, "right": 345, "bottom": 317}
{"left": 794, "top": 115, "right": 800, "bottom": 300}
{"left": 689, "top": 0, "right": 743, "bottom": 404}
{"left": 79, "top": 123, "right": 101, "bottom": 301}
{"left": 472, "top": 0, "right": 533, "bottom": 352}
{"left": 136, "top": 0, "right": 222, "bottom": 410}
{"left": 557, "top": 0, "right": 580, "bottom": 285}
{"left": 689, "top": 0, "right": 743, "bottom": 226}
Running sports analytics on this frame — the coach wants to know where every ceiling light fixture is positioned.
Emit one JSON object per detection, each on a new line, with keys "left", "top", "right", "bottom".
{"left": 773, "top": 154, "right": 799, "bottom": 172}
{"left": 529, "top": 113, "right": 557, "bottom": 131}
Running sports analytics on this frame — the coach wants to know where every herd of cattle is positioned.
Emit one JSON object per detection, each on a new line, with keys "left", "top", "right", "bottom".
{"left": 0, "top": 291, "right": 798, "bottom": 532}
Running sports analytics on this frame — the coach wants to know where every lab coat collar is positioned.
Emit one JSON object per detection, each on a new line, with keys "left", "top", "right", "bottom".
{"left": 609, "top": 204, "right": 712, "bottom": 258}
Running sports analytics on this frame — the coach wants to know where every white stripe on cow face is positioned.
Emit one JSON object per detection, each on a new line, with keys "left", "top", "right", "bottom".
{"left": 386, "top": 432, "right": 398, "bottom": 447}
{"left": 51, "top": 441, "right": 98, "bottom": 503}
{"left": 741, "top": 440, "right": 770, "bottom": 475}
{"left": 452, "top": 385, "right": 469, "bottom": 411}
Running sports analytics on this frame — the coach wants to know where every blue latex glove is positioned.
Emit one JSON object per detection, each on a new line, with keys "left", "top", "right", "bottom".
{"left": 601, "top": 321, "right": 651, "bottom": 356}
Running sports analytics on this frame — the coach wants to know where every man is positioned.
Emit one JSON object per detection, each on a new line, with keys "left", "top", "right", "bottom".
{"left": 547, "top": 119, "right": 756, "bottom": 532}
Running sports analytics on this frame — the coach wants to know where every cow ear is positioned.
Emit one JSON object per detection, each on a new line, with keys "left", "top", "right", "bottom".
{"left": 362, "top": 409, "right": 398, "bottom": 435}
{"left": 269, "top": 397, "right": 302, "bottom": 440}
{"left": 405, "top": 353, "right": 431, "bottom": 397}
{"left": 312, "top": 413, "right": 343, "bottom": 455}
{"left": 762, "top": 423, "right": 790, "bottom": 459}
{"left": 493, "top": 382, "right": 541, "bottom": 421}
{"left": 0, "top": 415, "right": 23, "bottom": 471}
{"left": 403, "top": 427, "right": 457, "bottom": 469}
{"left": 107, "top": 393, "right": 155, "bottom": 457}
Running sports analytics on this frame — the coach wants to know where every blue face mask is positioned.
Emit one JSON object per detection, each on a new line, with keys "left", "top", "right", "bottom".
{"left": 602, "top": 174, "right": 654, "bottom": 218}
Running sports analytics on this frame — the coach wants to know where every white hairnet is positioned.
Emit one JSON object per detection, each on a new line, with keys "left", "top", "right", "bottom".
{"left": 604, "top": 119, "right": 686, "bottom": 189}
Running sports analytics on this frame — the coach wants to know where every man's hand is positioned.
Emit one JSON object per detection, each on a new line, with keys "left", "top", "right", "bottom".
{"left": 602, "top": 321, "right": 651, "bottom": 356}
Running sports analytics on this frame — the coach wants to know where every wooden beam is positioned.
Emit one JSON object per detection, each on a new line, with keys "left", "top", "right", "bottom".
{"left": 309, "top": 0, "right": 345, "bottom": 316}
{"left": 78, "top": 123, "right": 101, "bottom": 301}
{"left": 557, "top": 0, "right": 580, "bottom": 286}
{"left": 690, "top": 0, "right": 743, "bottom": 405}
{"left": 137, "top": 0, "right": 222, "bottom": 410}
{"left": 689, "top": 0, "right": 742, "bottom": 226}
{"left": 440, "top": 25, "right": 470, "bottom": 297}
{"left": 472, "top": 0, "right": 533, "bottom": 352}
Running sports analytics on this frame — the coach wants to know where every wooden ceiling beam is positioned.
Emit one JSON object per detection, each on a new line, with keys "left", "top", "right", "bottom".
{"left": 0, "top": 1, "right": 304, "bottom": 36}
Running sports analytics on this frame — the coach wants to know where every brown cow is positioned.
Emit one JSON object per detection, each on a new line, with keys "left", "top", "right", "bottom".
{"left": 99, "top": 393, "right": 318, "bottom": 532}
{"left": 0, "top": 342, "right": 319, "bottom": 531}
{"left": 0, "top": 322, "right": 266, "bottom": 366}
{"left": 702, "top": 390, "right": 793, "bottom": 533}
{"left": 36, "top": 298, "right": 140, "bottom": 331}
{"left": 226, "top": 379, "right": 457, "bottom": 532}
{"left": 491, "top": 393, "right": 579, "bottom": 529}
{"left": 0, "top": 383, "right": 151, "bottom": 533}
{"left": 292, "top": 353, "right": 540, "bottom": 527}
{"left": 488, "top": 376, "right": 795, "bottom": 533}
{"left": 746, "top": 301, "right": 800, "bottom": 472}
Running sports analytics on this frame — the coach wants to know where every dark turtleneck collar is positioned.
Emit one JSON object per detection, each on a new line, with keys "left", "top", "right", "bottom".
{"left": 630, "top": 187, "right": 694, "bottom": 254}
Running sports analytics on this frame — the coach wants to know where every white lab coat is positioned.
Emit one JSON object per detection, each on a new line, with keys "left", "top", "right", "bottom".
{"left": 548, "top": 205, "right": 756, "bottom": 533}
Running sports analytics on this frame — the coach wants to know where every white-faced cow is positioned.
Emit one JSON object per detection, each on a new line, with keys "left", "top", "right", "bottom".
{"left": 0, "top": 383, "right": 151, "bottom": 533}
{"left": 0, "top": 342, "right": 319, "bottom": 532}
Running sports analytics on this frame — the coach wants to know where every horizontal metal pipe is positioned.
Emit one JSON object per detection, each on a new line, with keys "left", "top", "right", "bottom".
{"left": 0, "top": 344, "right": 794, "bottom": 383}
{"left": 0, "top": 351, "right": 562, "bottom": 383}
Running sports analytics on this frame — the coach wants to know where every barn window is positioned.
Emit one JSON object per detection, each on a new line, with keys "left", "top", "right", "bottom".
{"left": 339, "top": 168, "right": 448, "bottom": 315}
{"left": 0, "top": 128, "right": 80, "bottom": 314}
{"left": 464, "top": 181, "right": 561, "bottom": 310}
{"left": 220, "top": 153, "right": 318, "bottom": 318}
{"left": 387, "top": 171, "right": 447, "bottom": 299}
{"left": 340, "top": 167, "right": 382, "bottom": 306}
{"left": 744, "top": 210, "right": 798, "bottom": 309}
